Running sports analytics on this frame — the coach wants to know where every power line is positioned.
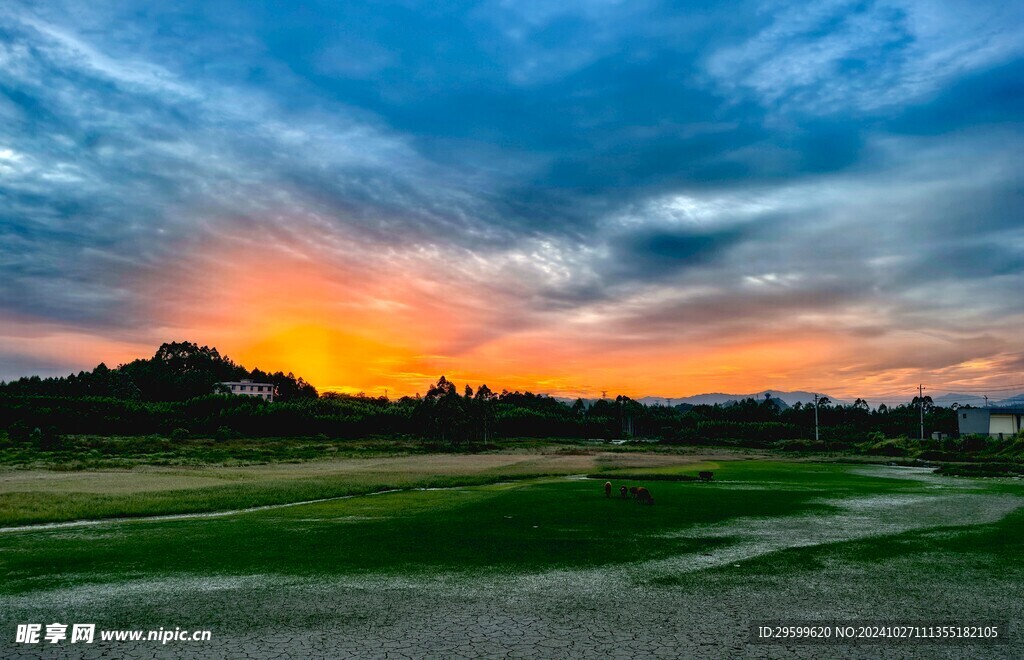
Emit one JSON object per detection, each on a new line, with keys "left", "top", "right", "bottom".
{"left": 852, "top": 384, "right": 1022, "bottom": 397}
{"left": 818, "top": 390, "right": 912, "bottom": 399}
{"left": 858, "top": 391, "right": 920, "bottom": 399}
{"left": 850, "top": 390, "right": 922, "bottom": 400}
{"left": 926, "top": 380, "right": 1024, "bottom": 388}
{"left": 925, "top": 385, "right": 1023, "bottom": 393}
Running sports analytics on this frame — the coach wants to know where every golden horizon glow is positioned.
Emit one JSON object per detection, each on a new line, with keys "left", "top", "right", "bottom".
{"left": 3, "top": 232, "right": 1020, "bottom": 402}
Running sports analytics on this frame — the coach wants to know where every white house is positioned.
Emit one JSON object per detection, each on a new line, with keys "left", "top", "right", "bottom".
{"left": 220, "top": 379, "right": 275, "bottom": 402}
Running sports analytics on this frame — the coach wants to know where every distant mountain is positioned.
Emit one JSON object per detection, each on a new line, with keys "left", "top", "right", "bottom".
{"left": 932, "top": 392, "right": 1024, "bottom": 408}
{"left": 556, "top": 390, "right": 1024, "bottom": 409}
{"left": 639, "top": 391, "right": 837, "bottom": 407}
{"left": 931, "top": 393, "right": 988, "bottom": 408}
{"left": 718, "top": 396, "right": 791, "bottom": 410}
{"left": 997, "top": 393, "right": 1024, "bottom": 407}
{"left": 552, "top": 397, "right": 598, "bottom": 407}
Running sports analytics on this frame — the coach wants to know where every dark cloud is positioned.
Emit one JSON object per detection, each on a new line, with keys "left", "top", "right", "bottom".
{"left": 609, "top": 226, "right": 751, "bottom": 282}
{"left": 0, "top": 0, "right": 1022, "bottom": 383}
{"left": 890, "top": 58, "right": 1024, "bottom": 135}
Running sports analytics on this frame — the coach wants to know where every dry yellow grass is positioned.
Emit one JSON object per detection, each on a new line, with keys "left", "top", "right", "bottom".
{"left": 0, "top": 448, "right": 748, "bottom": 525}
{"left": 0, "top": 449, "right": 725, "bottom": 496}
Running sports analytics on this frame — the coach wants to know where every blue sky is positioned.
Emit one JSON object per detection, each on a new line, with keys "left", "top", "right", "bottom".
{"left": 0, "top": 0, "right": 1022, "bottom": 398}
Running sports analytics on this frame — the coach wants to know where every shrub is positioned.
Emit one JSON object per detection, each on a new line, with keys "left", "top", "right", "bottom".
{"left": 916, "top": 450, "right": 962, "bottom": 462}
{"left": 960, "top": 434, "right": 990, "bottom": 452}
{"left": 7, "top": 421, "right": 31, "bottom": 443}
{"left": 32, "top": 426, "right": 64, "bottom": 452}
{"left": 865, "top": 438, "right": 911, "bottom": 457}
{"left": 775, "top": 439, "right": 828, "bottom": 452}
{"left": 170, "top": 428, "right": 191, "bottom": 441}
{"left": 214, "top": 426, "right": 238, "bottom": 442}
{"left": 936, "top": 463, "right": 1024, "bottom": 477}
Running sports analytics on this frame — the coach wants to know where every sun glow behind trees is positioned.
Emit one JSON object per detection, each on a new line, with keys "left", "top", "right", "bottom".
{"left": 119, "top": 236, "right": 842, "bottom": 398}
{"left": 2, "top": 225, "right": 1019, "bottom": 401}
{"left": 2, "top": 234, "right": 984, "bottom": 400}
{"left": 0, "top": 1, "right": 1021, "bottom": 405}
{"left": 0, "top": 226, "right": 1017, "bottom": 401}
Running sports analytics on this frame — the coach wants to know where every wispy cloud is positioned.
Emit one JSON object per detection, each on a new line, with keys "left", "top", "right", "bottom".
{"left": 0, "top": 0, "right": 1021, "bottom": 396}
{"left": 705, "top": 0, "right": 1024, "bottom": 115}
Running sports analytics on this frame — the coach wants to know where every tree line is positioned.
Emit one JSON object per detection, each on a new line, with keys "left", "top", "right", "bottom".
{"left": 0, "top": 341, "right": 318, "bottom": 402}
{"left": 0, "top": 342, "right": 961, "bottom": 448}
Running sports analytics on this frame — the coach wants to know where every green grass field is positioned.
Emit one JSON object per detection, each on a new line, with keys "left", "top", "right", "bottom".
{"left": 1, "top": 453, "right": 1021, "bottom": 657}
{"left": 0, "top": 447, "right": 723, "bottom": 526}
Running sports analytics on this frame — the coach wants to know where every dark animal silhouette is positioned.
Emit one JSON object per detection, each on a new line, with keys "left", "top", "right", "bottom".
{"left": 604, "top": 481, "right": 612, "bottom": 498}
{"left": 699, "top": 471, "right": 714, "bottom": 482}
{"left": 635, "top": 487, "right": 654, "bottom": 505}
{"left": 629, "top": 486, "right": 638, "bottom": 499}
{"left": 619, "top": 485, "right": 628, "bottom": 499}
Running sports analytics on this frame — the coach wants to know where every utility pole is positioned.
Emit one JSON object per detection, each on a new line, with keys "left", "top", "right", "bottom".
{"left": 813, "top": 393, "right": 820, "bottom": 443}
{"left": 919, "top": 384, "right": 926, "bottom": 442}
{"left": 984, "top": 395, "right": 989, "bottom": 408}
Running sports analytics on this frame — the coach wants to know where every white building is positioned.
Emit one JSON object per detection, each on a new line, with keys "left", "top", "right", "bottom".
{"left": 220, "top": 379, "right": 275, "bottom": 402}
{"left": 958, "top": 407, "right": 1023, "bottom": 437}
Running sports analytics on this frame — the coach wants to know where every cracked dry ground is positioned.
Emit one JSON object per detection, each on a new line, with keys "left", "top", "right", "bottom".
{"left": 2, "top": 468, "right": 1022, "bottom": 659}
{"left": 3, "top": 547, "right": 1022, "bottom": 659}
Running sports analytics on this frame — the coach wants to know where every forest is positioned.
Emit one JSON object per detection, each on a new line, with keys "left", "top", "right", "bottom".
{"left": 0, "top": 342, "right": 967, "bottom": 455}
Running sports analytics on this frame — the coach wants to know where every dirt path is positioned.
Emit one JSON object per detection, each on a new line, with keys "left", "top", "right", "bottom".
{"left": 2, "top": 466, "right": 1021, "bottom": 658}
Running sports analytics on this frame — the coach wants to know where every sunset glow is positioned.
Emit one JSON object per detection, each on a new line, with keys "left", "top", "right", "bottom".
{"left": 1, "top": 1, "right": 1022, "bottom": 402}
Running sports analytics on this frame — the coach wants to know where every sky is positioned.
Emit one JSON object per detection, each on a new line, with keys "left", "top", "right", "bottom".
{"left": 0, "top": 0, "right": 1022, "bottom": 401}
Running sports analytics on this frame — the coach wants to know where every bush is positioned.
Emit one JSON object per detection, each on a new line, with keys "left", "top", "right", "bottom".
{"left": 7, "top": 421, "right": 31, "bottom": 443}
{"left": 865, "top": 437, "right": 912, "bottom": 457}
{"left": 775, "top": 439, "right": 829, "bottom": 452}
{"left": 31, "top": 426, "right": 64, "bottom": 452}
{"left": 960, "top": 434, "right": 990, "bottom": 452}
{"left": 995, "top": 437, "right": 1024, "bottom": 461}
{"left": 214, "top": 426, "right": 239, "bottom": 442}
{"left": 936, "top": 463, "right": 1024, "bottom": 477}
{"left": 170, "top": 428, "right": 191, "bottom": 441}
{"left": 916, "top": 450, "right": 963, "bottom": 462}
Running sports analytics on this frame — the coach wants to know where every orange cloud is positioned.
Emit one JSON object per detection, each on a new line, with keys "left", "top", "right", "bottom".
{"left": 5, "top": 221, "right": 1019, "bottom": 401}
{"left": 136, "top": 230, "right": 847, "bottom": 397}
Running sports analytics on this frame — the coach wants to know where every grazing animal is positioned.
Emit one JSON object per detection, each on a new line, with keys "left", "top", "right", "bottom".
{"left": 629, "top": 486, "right": 639, "bottom": 499}
{"left": 619, "top": 485, "right": 628, "bottom": 499}
{"left": 604, "top": 481, "right": 612, "bottom": 498}
{"left": 635, "top": 487, "right": 654, "bottom": 505}
{"left": 699, "top": 471, "right": 714, "bottom": 482}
